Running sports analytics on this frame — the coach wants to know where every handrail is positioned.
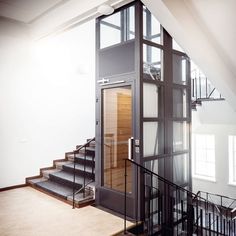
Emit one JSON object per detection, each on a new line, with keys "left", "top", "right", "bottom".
{"left": 191, "top": 67, "right": 224, "bottom": 103}
{"left": 199, "top": 190, "right": 236, "bottom": 203}
{"left": 73, "top": 137, "right": 95, "bottom": 154}
{"left": 72, "top": 137, "right": 95, "bottom": 208}
{"left": 126, "top": 159, "right": 209, "bottom": 203}
{"left": 123, "top": 159, "right": 236, "bottom": 235}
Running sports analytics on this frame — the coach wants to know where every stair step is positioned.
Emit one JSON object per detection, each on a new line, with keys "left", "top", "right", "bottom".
{"left": 79, "top": 146, "right": 95, "bottom": 154}
{"left": 49, "top": 170, "right": 92, "bottom": 189}
{"left": 62, "top": 162, "right": 94, "bottom": 179}
{"left": 42, "top": 169, "right": 60, "bottom": 179}
{"left": 35, "top": 180, "right": 74, "bottom": 199}
{"left": 55, "top": 161, "right": 72, "bottom": 170}
{"left": 27, "top": 138, "right": 96, "bottom": 207}
{"left": 67, "top": 189, "right": 95, "bottom": 204}
{"left": 27, "top": 177, "right": 47, "bottom": 185}
{"left": 67, "top": 153, "right": 94, "bottom": 162}
{"left": 75, "top": 155, "right": 95, "bottom": 167}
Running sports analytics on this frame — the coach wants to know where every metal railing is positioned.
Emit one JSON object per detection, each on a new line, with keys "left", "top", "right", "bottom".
{"left": 72, "top": 137, "right": 95, "bottom": 208}
{"left": 123, "top": 159, "right": 236, "bottom": 235}
{"left": 191, "top": 69, "right": 224, "bottom": 102}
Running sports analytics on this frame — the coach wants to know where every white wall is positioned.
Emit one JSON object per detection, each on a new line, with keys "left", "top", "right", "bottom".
{"left": 192, "top": 101, "right": 236, "bottom": 199}
{"left": 0, "top": 19, "right": 95, "bottom": 188}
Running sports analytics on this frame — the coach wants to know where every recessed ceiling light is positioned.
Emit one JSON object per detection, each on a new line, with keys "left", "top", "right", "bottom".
{"left": 97, "top": 4, "right": 114, "bottom": 15}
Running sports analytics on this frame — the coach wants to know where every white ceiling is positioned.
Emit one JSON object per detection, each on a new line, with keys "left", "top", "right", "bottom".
{"left": 184, "top": 0, "right": 236, "bottom": 81}
{"left": 0, "top": 0, "right": 133, "bottom": 38}
{"left": 0, "top": 0, "right": 67, "bottom": 23}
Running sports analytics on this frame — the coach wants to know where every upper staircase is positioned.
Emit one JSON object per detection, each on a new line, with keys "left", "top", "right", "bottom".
{"left": 27, "top": 138, "right": 95, "bottom": 207}
{"left": 191, "top": 67, "right": 225, "bottom": 111}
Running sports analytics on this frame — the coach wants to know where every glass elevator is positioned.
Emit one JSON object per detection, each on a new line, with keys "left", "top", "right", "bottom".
{"left": 95, "top": 1, "right": 191, "bottom": 218}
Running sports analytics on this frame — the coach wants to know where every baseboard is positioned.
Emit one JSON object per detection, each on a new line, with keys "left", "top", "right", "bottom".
{"left": 0, "top": 183, "right": 27, "bottom": 192}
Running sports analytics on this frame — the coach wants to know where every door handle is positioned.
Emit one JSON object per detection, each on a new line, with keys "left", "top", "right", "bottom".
{"left": 97, "top": 78, "right": 110, "bottom": 84}
{"left": 128, "top": 137, "right": 134, "bottom": 160}
{"left": 99, "top": 80, "right": 125, "bottom": 86}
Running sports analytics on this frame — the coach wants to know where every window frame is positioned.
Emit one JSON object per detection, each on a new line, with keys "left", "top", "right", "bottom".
{"left": 192, "top": 134, "right": 216, "bottom": 182}
{"left": 229, "top": 136, "right": 236, "bottom": 185}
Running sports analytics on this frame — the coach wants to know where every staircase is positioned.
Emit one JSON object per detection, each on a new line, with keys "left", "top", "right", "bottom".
{"left": 122, "top": 159, "right": 236, "bottom": 236}
{"left": 191, "top": 67, "right": 224, "bottom": 111}
{"left": 27, "top": 138, "right": 95, "bottom": 207}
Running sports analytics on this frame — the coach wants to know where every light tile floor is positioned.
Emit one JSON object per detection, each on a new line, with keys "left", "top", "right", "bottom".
{"left": 0, "top": 187, "right": 132, "bottom": 236}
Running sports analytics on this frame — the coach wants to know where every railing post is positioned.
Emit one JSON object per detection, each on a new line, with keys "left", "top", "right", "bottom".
{"left": 135, "top": 163, "right": 138, "bottom": 227}
{"left": 150, "top": 173, "right": 153, "bottom": 235}
{"left": 175, "top": 186, "right": 178, "bottom": 235}
{"left": 181, "top": 200, "right": 184, "bottom": 231}
{"left": 72, "top": 151, "right": 76, "bottom": 209}
{"left": 200, "top": 209, "right": 203, "bottom": 235}
{"left": 187, "top": 194, "right": 194, "bottom": 235}
{"left": 124, "top": 159, "right": 127, "bottom": 234}
{"left": 223, "top": 218, "right": 226, "bottom": 235}
{"left": 234, "top": 219, "right": 235, "bottom": 235}
{"left": 83, "top": 145, "right": 87, "bottom": 198}
{"left": 209, "top": 213, "right": 211, "bottom": 235}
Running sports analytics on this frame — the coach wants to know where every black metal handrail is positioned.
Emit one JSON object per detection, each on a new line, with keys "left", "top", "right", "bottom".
{"left": 191, "top": 69, "right": 224, "bottom": 103}
{"left": 123, "top": 159, "right": 236, "bottom": 235}
{"left": 72, "top": 137, "right": 95, "bottom": 208}
{"left": 198, "top": 190, "right": 236, "bottom": 220}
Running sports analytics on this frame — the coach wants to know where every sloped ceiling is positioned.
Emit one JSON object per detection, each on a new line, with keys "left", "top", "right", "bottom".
{"left": 0, "top": 0, "right": 133, "bottom": 38}
{"left": 142, "top": 0, "right": 236, "bottom": 110}
{"left": 0, "top": 0, "right": 66, "bottom": 23}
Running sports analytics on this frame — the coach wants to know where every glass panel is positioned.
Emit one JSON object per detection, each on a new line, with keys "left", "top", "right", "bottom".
{"left": 143, "top": 6, "right": 161, "bottom": 44}
{"left": 173, "top": 39, "right": 184, "bottom": 52}
{"left": 143, "top": 83, "right": 163, "bottom": 118}
{"left": 145, "top": 158, "right": 164, "bottom": 178}
{"left": 100, "top": 12, "right": 121, "bottom": 49}
{"left": 173, "top": 54, "right": 187, "bottom": 85}
{"left": 102, "top": 86, "right": 132, "bottom": 192}
{"left": 173, "top": 154, "right": 189, "bottom": 185}
{"left": 173, "top": 121, "right": 189, "bottom": 152}
{"left": 100, "top": 6, "right": 135, "bottom": 49}
{"left": 128, "top": 6, "right": 135, "bottom": 40}
{"left": 143, "top": 122, "right": 164, "bottom": 157}
{"left": 173, "top": 88, "right": 188, "bottom": 118}
{"left": 143, "top": 44, "right": 163, "bottom": 81}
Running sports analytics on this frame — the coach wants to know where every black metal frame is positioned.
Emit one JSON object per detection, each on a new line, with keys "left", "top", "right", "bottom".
{"left": 95, "top": 0, "right": 192, "bottom": 220}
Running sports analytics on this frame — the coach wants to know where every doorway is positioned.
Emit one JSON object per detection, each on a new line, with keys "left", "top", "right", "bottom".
{"left": 102, "top": 86, "right": 132, "bottom": 193}
{"left": 96, "top": 75, "right": 136, "bottom": 216}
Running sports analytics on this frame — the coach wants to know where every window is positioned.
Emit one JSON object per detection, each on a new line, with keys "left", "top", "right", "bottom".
{"left": 192, "top": 134, "right": 215, "bottom": 181}
{"left": 143, "top": 6, "right": 161, "bottom": 44}
{"left": 143, "top": 44, "right": 163, "bottom": 81}
{"left": 229, "top": 136, "right": 236, "bottom": 184}
{"left": 100, "top": 6, "right": 135, "bottom": 49}
{"left": 173, "top": 121, "right": 189, "bottom": 152}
